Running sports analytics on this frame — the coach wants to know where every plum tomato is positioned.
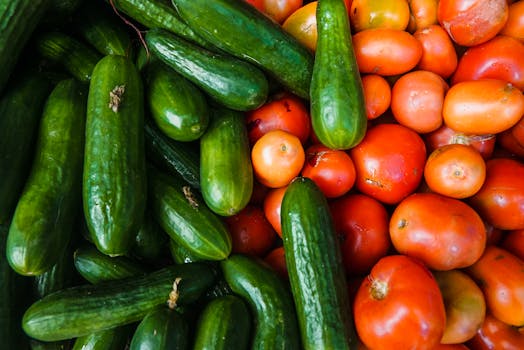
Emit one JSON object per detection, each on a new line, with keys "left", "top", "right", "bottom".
{"left": 467, "top": 313, "right": 524, "bottom": 350}
{"left": 407, "top": 0, "right": 439, "bottom": 32}
{"left": 349, "top": 0, "right": 411, "bottom": 32}
{"left": 282, "top": 1, "right": 318, "bottom": 52}
{"left": 413, "top": 24, "right": 458, "bottom": 79}
{"left": 262, "top": 185, "right": 288, "bottom": 237}
{"left": 500, "top": 0, "right": 524, "bottom": 42}
{"left": 361, "top": 74, "right": 391, "bottom": 120}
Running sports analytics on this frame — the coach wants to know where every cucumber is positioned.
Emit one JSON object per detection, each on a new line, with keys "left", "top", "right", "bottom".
{"left": 200, "top": 107, "right": 253, "bottom": 216}
{"left": 148, "top": 166, "right": 232, "bottom": 261}
{"left": 33, "top": 31, "right": 102, "bottom": 83}
{"left": 171, "top": 0, "right": 314, "bottom": 99}
{"left": 145, "top": 28, "right": 268, "bottom": 111}
{"left": 193, "top": 295, "right": 251, "bottom": 350}
{"left": 281, "top": 177, "right": 358, "bottom": 349}
{"left": 169, "top": 239, "right": 203, "bottom": 264}
{"left": 7, "top": 78, "right": 87, "bottom": 276}
{"left": 0, "top": 71, "right": 53, "bottom": 225}
{"left": 131, "top": 211, "right": 170, "bottom": 263}
{"left": 83, "top": 54, "right": 146, "bottom": 256}
{"left": 22, "top": 262, "right": 216, "bottom": 342}
{"left": 221, "top": 254, "right": 300, "bottom": 349}
{"left": 0, "top": 0, "right": 51, "bottom": 92}
{"left": 40, "top": 0, "right": 84, "bottom": 29}
{"left": 309, "top": 0, "right": 367, "bottom": 150}
{"left": 145, "top": 60, "right": 210, "bottom": 142}
{"left": 72, "top": 325, "right": 134, "bottom": 350}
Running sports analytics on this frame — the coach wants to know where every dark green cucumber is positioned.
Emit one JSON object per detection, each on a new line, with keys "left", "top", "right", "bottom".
{"left": 171, "top": 0, "right": 313, "bottom": 99}
{"left": 83, "top": 54, "right": 146, "bottom": 256}
{"left": 193, "top": 295, "right": 251, "bottom": 350}
{"left": 0, "top": 71, "right": 53, "bottom": 225}
{"left": 148, "top": 167, "right": 232, "bottom": 261}
{"left": 145, "top": 28, "right": 268, "bottom": 111}
{"left": 281, "top": 177, "right": 357, "bottom": 349}
{"left": 169, "top": 239, "right": 202, "bottom": 264}
{"left": 0, "top": 0, "right": 52, "bottom": 92}
{"left": 72, "top": 325, "right": 134, "bottom": 350}
{"left": 309, "top": 0, "right": 367, "bottom": 150}
{"left": 200, "top": 107, "right": 253, "bottom": 216}
{"left": 130, "top": 306, "right": 189, "bottom": 350}
{"left": 221, "top": 254, "right": 300, "bottom": 350}
{"left": 131, "top": 211, "right": 170, "bottom": 263}
{"left": 40, "top": 0, "right": 84, "bottom": 28}
{"left": 7, "top": 78, "right": 86, "bottom": 276}
{"left": 34, "top": 31, "right": 102, "bottom": 83}
{"left": 22, "top": 262, "right": 216, "bottom": 342}
{"left": 145, "top": 60, "right": 210, "bottom": 141}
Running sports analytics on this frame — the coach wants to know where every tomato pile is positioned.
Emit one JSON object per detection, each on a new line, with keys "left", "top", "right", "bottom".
{"left": 237, "top": 0, "right": 524, "bottom": 349}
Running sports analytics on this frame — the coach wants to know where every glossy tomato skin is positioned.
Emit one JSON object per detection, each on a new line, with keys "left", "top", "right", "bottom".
{"left": 349, "top": 0, "right": 411, "bottom": 32}
{"left": 407, "top": 0, "right": 439, "bottom": 32}
{"left": 361, "top": 74, "right": 391, "bottom": 120}
{"left": 501, "top": 0, "right": 524, "bottom": 42}
{"left": 413, "top": 24, "right": 458, "bottom": 79}
{"left": 262, "top": 185, "right": 287, "bottom": 237}
{"left": 353, "top": 254, "right": 446, "bottom": 350}
{"left": 467, "top": 313, "right": 524, "bottom": 350}
{"left": 282, "top": 1, "right": 317, "bottom": 52}
{"left": 349, "top": 123, "right": 427, "bottom": 205}
{"left": 245, "top": 0, "right": 304, "bottom": 23}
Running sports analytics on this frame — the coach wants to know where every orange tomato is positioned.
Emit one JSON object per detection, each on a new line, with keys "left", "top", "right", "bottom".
{"left": 389, "top": 192, "right": 487, "bottom": 271}
{"left": 413, "top": 24, "right": 458, "bottom": 79}
{"left": 251, "top": 129, "right": 305, "bottom": 188}
{"left": 432, "top": 344, "right": 470, "bottom": 350}
{"left": 500, "top": 0, "right": 524, "bottom": 42}
{"left": 282, "top": 1, "right": 318, "bottom": 52}
{"left": 500, "top": 229, "right": 524, "bottom": 261}
{"left": 349, "top": 0, "right": 411, "bottom": 32}
{"left": 361, "top": 74, "right": 391, "bottom": 120}
{"left": 262, "top": 185, "right": 287, "bottom": 237}
{"left": 442, "top": 79, "right": 524, "bottom": 135}
{"left": 423, "top": 143, "right": 486, "bottom": 199}
{"left": 407, "top": 0, "right": 439, "bottom": 32}
{"left": 352, "top": 28, "right": 423, "bottom": 76}
{"left": 467, "top": 313, "right": 524, "bottom": 350}
{"left": 390, "top": 69, "right": 448, "bottom": 133}
{"left": 466, "top": 245, "right": 524, "bottom": 327}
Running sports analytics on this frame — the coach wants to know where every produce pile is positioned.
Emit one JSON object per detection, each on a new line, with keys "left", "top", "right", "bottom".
{"left": 1, "top": 0, "right": 523, "bottom": 349}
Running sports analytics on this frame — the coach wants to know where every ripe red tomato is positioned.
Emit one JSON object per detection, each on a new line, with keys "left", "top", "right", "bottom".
{"left": 361, "top": 74, "right": 391, "bottom": 120}
{"left": 413, "top": 24, "right": 458, "bottom": 79}
{"left": 407, "top": 0, "right": 439, "bottom": 32}
{"left": 467, "top": 313, "right": 524, "bottom": 350}
{"left": 500, "top": 0, "right": 524, "bottom": 42}
{"left": 500, "top": 229, "right": 524, "bottom": 261}
{"left": 244, "top": 0, "right": 304, "bottom": 23}
{"left": 349, "top": 123, "right": 427, "bottom": 205}
{"left": 264, "top": 246, "right": 288, "bottom": 280}
{"left": 262, "top": 185, "right": 288, "bottom": 237}
{"left": 353, "top": 254, "right": 446, "bottom": 350}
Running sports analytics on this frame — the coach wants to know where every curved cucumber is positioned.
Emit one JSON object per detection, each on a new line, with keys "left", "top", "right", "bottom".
{"left": 72, "top": 325, "right": 134, "bottom": 350}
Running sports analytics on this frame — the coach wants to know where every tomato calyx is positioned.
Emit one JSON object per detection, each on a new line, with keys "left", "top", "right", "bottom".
{"left": 369, "top": 275, "right": 388, "bottom": 300}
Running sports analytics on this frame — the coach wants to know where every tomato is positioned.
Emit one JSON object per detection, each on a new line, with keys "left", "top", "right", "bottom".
{"left": 282, "top": 1, "right": 317, "bottom": 52}
{"left": 264, "top": 246, "right": 288, "bottom": 280}
{"left": 349, "top": 0, "right": 411, "bottom": 32}
{"left": 245, "top": 91, "right": 311, "bottom": 145}
{"left": 390, "top": 69, "right": 448, "bottom": 133}
{"left": 245, "top": 0, "right": 304, "bottom": 23}
{"left": 352, "top": 28, "right": 423, "bottom": 76}
{"left": 413, "top": 24, "right": 458, "bottom": 79}
{"left": 469, "top": 157, "right": 524, "bottom": 230}
{"left": 423, "top": 143, "right": 486, "bottom": 199}
{"left": 407, "top": 0, "right": 439, "bottom": 32}
{"left": 349, "top": 123, "right": 427, "bottom": 205}
{"left": 432, "top": 344, "right": 471, "bottom": 350}
{"left": 389, "top": 192, "right": 487, "bottom": 271}
{"left": 300, "top": 144, "right": 356, "bottom": 198}
{"left": 500, "top": 0, "right": 524, "bottom": 42}
{"left": 466, "top": 245, "right": 524, "bottom": 327}
{"left": 251, "top": 129, "right": 305, "bottom": 188}
{"left": 361, "top": 74, "right": 391, "bottom": 120}
{"left": 353, "top": 254, "right": 446, "bottom": 350}
{"left": 467, "top": 313, "right": 524, "bottom": 350}
{"left": 437, "top": 0, "right": 509, "bottom": 47}
{"left": 224, "top": 204, "right": 277, "bottom": 257}
{"left": 433, "top": 269, "right": 486, "bottom": 344}
{"left": 451, "top": 35, "right": 524, "bottom": 91}
{"left": 330, "top": 193, "right": 391, "bottom": 276}
{"left": 500, "top": 229, "right": 524, "bottom": 261}
{"left": 442, "top": 79, "right": 524, "bottom": 135}
{"left": 262, "top": 185, "right": 287, "bottom": 237}
{"left": 498, "top": 127, "right": 524, "bottom": 158}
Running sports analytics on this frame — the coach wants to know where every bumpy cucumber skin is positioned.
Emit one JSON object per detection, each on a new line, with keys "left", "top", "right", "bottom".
{"left": 145, "top": 28, "right": 268, "bottom": 112}
{"left": 200, "top": 107, "right": 253, "bottom": 216}
{"left": 310, "top": 0, "right": 367, "bottom": 150}
{"left": 281, "top": 177, "right": 358, "bottom": 349}
{"left": 72, "top": 325, "right": 134, "bottom": 350}
{"left": 83, "top": 54, "right": 147, "bottom": 257}
{"left": 221, "top": 254, "right": 301, "bottom": 350}
{"left": 7, "top": 78, "right": 87, "bottom": 276}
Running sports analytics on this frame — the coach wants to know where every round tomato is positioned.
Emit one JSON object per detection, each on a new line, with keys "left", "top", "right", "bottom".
{"left": 413, "top": 24, "right": 458, "bottom": 79}
{"left": 361, "top": 74, "right": 391, "bottom": 120}
{"left": 467, "top": 313, "right": 524, "bottom": 350}
{"left": 282, "top": 1, "right": 318, "bottom": 52}
{"left": 262, "top": 185, "right": 288, "bottom": 237}
{"left": 353, "top": 254, "right": 446, "bottom": 350}
{"left": 432, "top": 344, "right": 470, "bottom": 350}
{"left": 329, "top": 193, "right": 391, "bottom": 276}
{"left": 407, "top": 0, "right": 439, "bottom": 32}
{"left": 349, "top": 0, "right": 411, "bottom": 32}
{"left": 264, "top": 246, "right": 288, "bottom": 280}
{"left": 389, "top": 192, "right": 487, "bottom": 270}
{"left": 245, "top": 0, "right": 304, "bottom": 23}
{"left": 500, "top": 229, "right": 524, "bottom": 261}
{"left": 501, "top": 0, "right": 524, "bottom": 42}
{"left": 498, "top": 128, "right": 524, "bottom": 158}
{"left": 349, "top": 123, "right": 427, "bottom": 204}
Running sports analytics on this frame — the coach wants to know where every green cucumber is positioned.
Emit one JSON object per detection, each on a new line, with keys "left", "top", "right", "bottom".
{"left": 193, "top": 295, "right": 251, "bottom": 350}
{"left": 309, "top": 0, "right": 367, "bottom": 150}
{"left": 145, "top": 28, "right": 268, "bottom": 111}
{"left": 83, "top": 54, "right": 146, "bottom": 256}
{"left": 131, "top": 211, "right": 170, "bottom": 263}
{"left": 281, "top": 177, "right": 357, "bottom": 349}
{"left": 145, "top": 60, "right": 210, "bottom": 141}
{"left": 0, "top": 0, "right": 51, "bottom": 92}
{"left": 0, "top": 71, "right": 53, "bottom": 225}
{"left": 7, "top": 78, "right": 86, "bottom": 276}
{"left": 22, "top": 262, "right": 216, "bottom": 342}
{"left": 40, "top": 0, "right": 84, "bottom": 28}
{"left": 34, "top": 31, "right": 102, "bottom": 83}
{"left": 130, "top": 306, "right": 189, "bottom": 350}
{"left": 171, "top": 0, "right": 313, "bottom": 99}
{"left": 148, "top": 166, "right": 232, "bottom": 261}
{"left": 169, "top": 239, "right": 202, "bottom": 264}
{"left": 72, "top": 325, "right": 134, "bottom": 350}
{"left": 221, "top": 254, "right": 300, "bottom": 349}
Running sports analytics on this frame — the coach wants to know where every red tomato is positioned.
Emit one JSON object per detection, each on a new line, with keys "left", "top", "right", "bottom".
{"left": 349, "top": 0, "right": 411, "bottom": 32}
{"left": 361, "top": 74, "right": 391, "bottom": 120}
{"left": 413, "top": 24, "right": 458, "bottom": 79}
{"left": 389, "top": 192, "right": 487, "bottom": 271}
{"left": 437, "top": 0, "right": 509, "bottom": 46}
{"left": 466, "top": 245, "right": 524, "bottom": 326}
{"left": 467, "top": 313, "right": 524, "bottom": 350}
{"left": 301, "top": 144, "right": 356, "bottom": 198}
{"left": 433, "top": 344, "right": 470, "bottom": 350}
{"left": 245, "top": 0, "right": 304, "bottom": 23}
{"left": 469, "top": 157, "right": 524, "bottom": 230}
{"left": 262, "top": 185, "right": 287, "bottom": 237}
{"left": 407, "top": 0, "right": 439, "bottom": 32}
{"left": 451, "top": 35, "right": 524, "bottom": 91}
{"left": 500, "top": 0, "right": 524, "bottom": 42}
{"left": 500, "top": 229, "right": 524, "bottom": 260}
{"left": 353, "top": 254, "right": 446, "bottom": 350}
{"left": 330, "top": 193, "right": 391, "bottom": 276}
{"left": 349, "top": 123, "right": 427, "bottom": 205}
{"left": 245, "top": 92, "right": 311, "bottom": 146}
{"left": 498, "top": 127, "right": 524, "bottom": 158}
{"left": 264, "top": 246, "right": 288, "bottom": 280}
